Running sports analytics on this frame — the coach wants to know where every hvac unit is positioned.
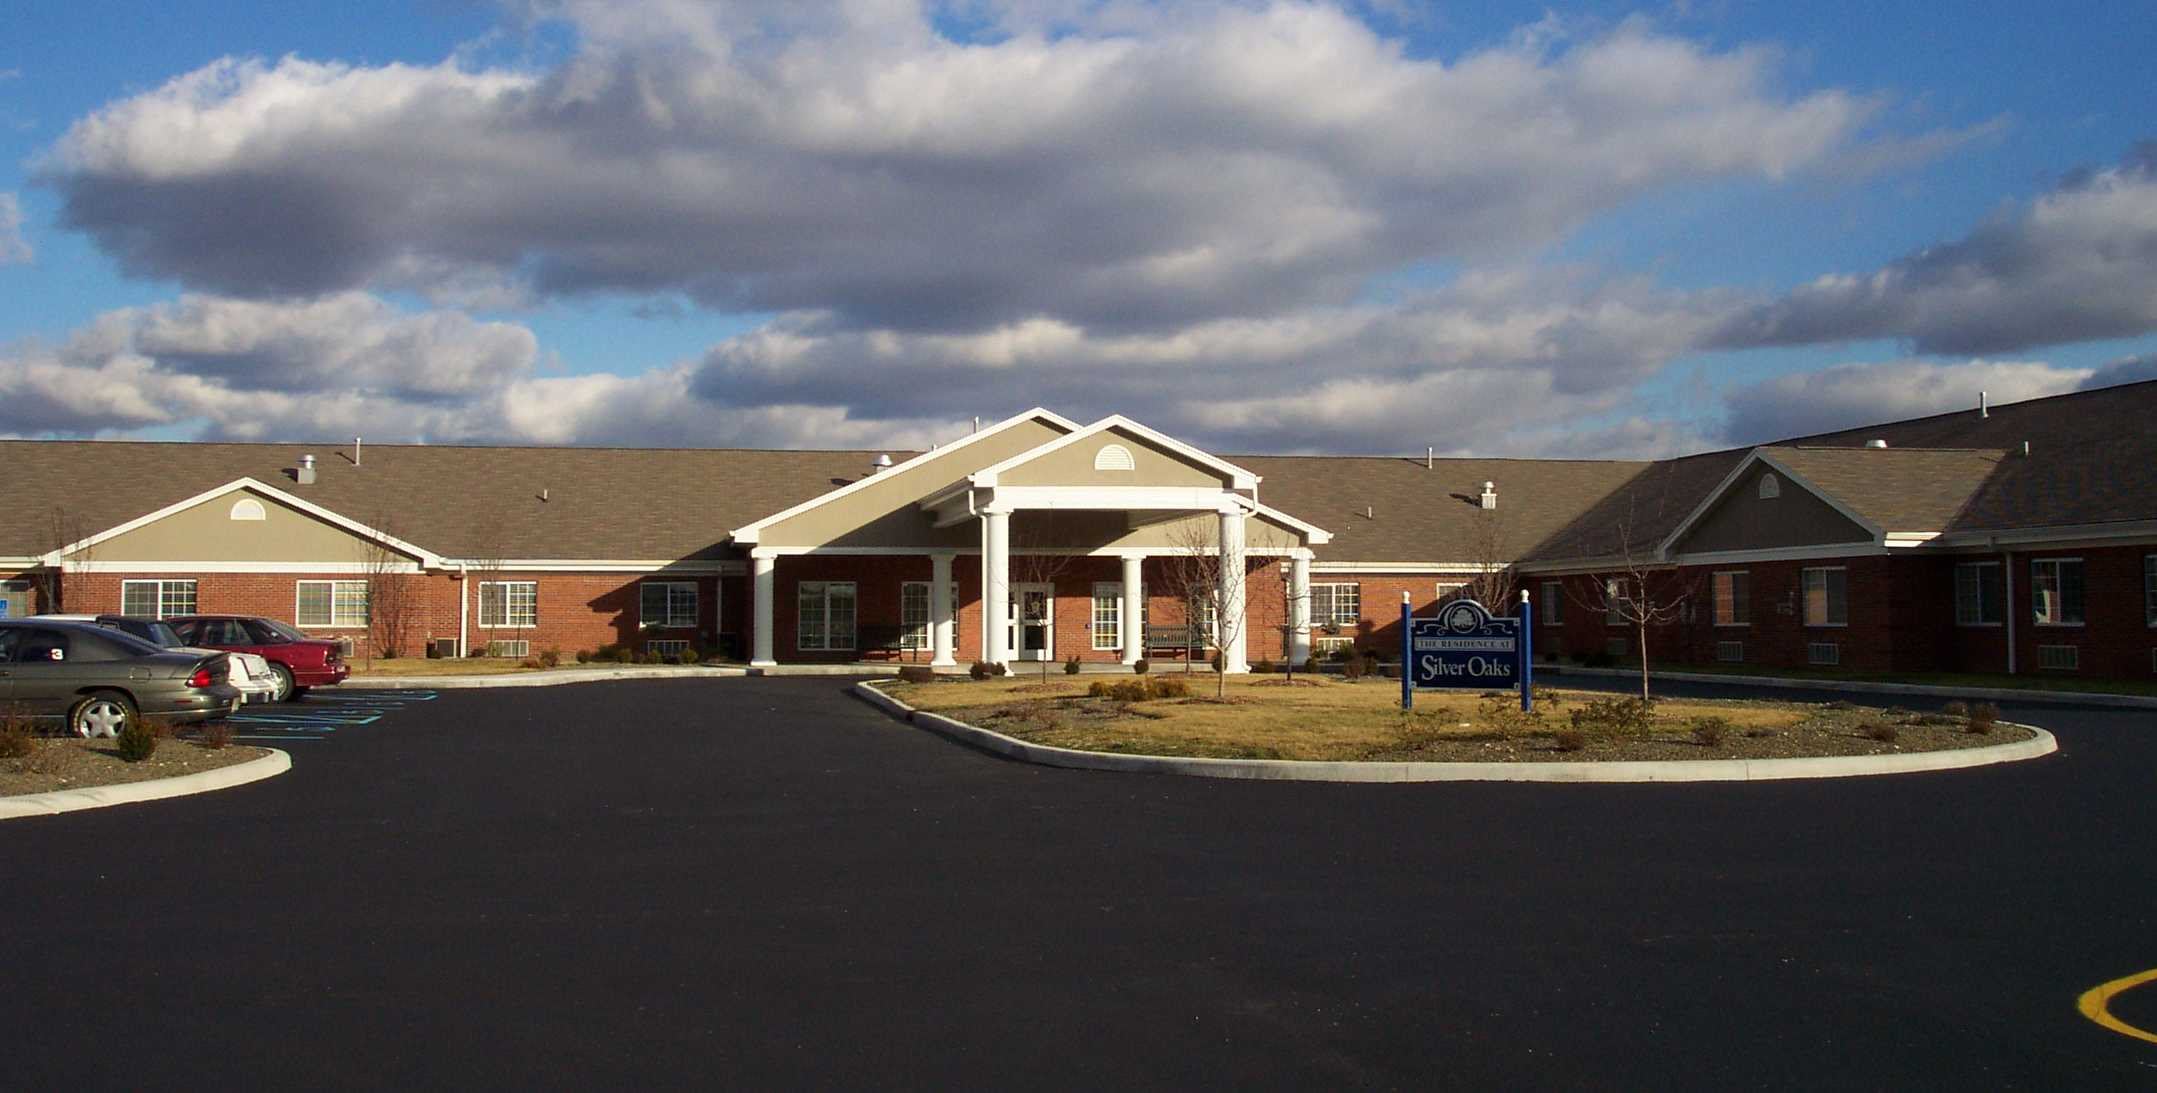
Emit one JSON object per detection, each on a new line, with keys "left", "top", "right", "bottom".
{"left": 332, "top": 636, "right": 357, "bottom": 659}
{"left": 487, "top": 639, "right": 531, "bottom": 659}
{"left": 1807, "top": 642, "right": 1840, "bottom": 666}
{"left": 2037, "top": 645, "right": 2079, "bottom": 671}
{"left": 1715, "top": 641, "right": 1745, "bottom": 663}
{"left": 427, "top": 638, "right": 459, "bottom": 659}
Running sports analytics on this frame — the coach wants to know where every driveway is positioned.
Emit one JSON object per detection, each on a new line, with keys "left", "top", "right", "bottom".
{"left": 2, "top": 677, "right": 2153, "bottom": 1088}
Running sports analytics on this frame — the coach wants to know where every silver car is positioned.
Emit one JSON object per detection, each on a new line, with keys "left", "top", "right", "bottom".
{"left": 0, "top": 620, "right": 241, "bottom": 737}
{"left": 38, "top": 613, "right": 279, "bottom": 705}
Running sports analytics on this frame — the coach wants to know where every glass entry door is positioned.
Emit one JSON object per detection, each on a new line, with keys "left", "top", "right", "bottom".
{"left": 1010, "top": 584, "right": 1054, "bottom": 660}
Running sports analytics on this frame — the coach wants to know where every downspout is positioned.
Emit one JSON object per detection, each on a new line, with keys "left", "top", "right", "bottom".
{"left": 2001, "top": 548, "right": 2015, "bottom": 675}
{"left": 457, "top": 562, "right": 470, "bottom": 657}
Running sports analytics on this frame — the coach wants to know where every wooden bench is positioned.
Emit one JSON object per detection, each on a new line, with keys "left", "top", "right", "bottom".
{"left": 1142, "top": 625, "right": 1209, "bottom": 657}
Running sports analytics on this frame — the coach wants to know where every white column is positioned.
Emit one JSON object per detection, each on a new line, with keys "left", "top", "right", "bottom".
{"left": 1288, "top": 552, "right": 1312, "bottom": 666}
{"left": 1120, "top": 554, "right": 1145, "bottom": 666}
{"left": 930, "top": 553, "right": 957, "bottom": 667}
{"left": 1218, "top": 508, "right": 1249, "bottom": 674}
{"left": 983, "top": 509, "right": 1011, "bottom": 666}
{"left": 750, "top": 551, "right": 777, "bottom": 667}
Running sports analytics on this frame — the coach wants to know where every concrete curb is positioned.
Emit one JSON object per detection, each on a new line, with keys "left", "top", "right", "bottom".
{"left": 345, "top": 667, "right": 748, "bottom": 689}
{"left": 854, "top": 682, "right": 2058, "bottom": 784}
{"left": 1549, "top": 665, "right": 2157, "bottom": 710}
{"left": 0, "top": 748, "right": 292, "bottom": 820}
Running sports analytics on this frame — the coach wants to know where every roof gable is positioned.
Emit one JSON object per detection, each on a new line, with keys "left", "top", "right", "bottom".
{"left": 970, "top": 415, "right": 1261, "bottom": 491}
{"left": 1661, "top": 453, "right": 1878, "bottom": 558}
{"left": 50, "top": 478, "right": 441, "bottom": 568}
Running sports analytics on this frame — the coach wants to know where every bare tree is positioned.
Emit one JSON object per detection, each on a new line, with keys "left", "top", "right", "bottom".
{"left": 464, "top": 529, "right": 506, "bottom": 657}
{"left": 1566, "top": 496, "right": 1696, "bottom": 704}
{"left": 1009, "top": 516, "right": 1080, "bottom": 681}
{"left": 360, "top": 515, "right": 418, "bottom": 666}
{"left": 1456, "top": 506, "right": 1516, "bottom": 611}
{"left": 36, "top": 506, "right": 94, "bottom": 613}
{"left": 1162, "top": 517, "right": 1247, "bottom": 699}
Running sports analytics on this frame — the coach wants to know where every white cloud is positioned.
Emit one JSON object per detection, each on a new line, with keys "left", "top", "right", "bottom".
{"left": 0, "top": 193, "right": 30, "bottom": 264}
{"left": 43, "top": 5, "right": 1873, "bottom": 334}
{"left": 1719, "top": 358, "right": 2092, "bottom": 444}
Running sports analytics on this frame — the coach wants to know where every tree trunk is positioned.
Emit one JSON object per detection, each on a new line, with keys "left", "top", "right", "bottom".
{"left": 1638, "top": 622, "right": 1651, "bottom": 703}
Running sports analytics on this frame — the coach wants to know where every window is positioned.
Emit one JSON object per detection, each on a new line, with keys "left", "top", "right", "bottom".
{"left": 1712, "top": 571, "right": 1750, "bottom": 627}
{"left": 2146, "top": 555, "right": 2156, "bottom": 627}
{"left": 1605, "top": 578, "right": 1627, "bottom": 626}
{"left": 1093, "top": 444, "right": 1136, "bottom": 471}
{"left": 640, "top": 581, "right": 698, "bottom": 629}
{"left": 1541, "top": 582, "right": 1562, "bottom": 626}
{"left": 229, "top": 498, "right": 266, "bottom": 521}
{"left": 121, "top": 579, "right": 196, "bottom": 619}
{"left": 1310, "top": 583, "right": 1360, "bottom": 628}
{"left": 2031, "top": 559, "right": 2084, "bottom": 626}
{"left": 1435, "top": 581, "right": 1468, "bottom": 604}
{"left": 1091, "top": 583, "right": 1124, "bottom": 650}
{"left": 1955, "top": 562, "right": 2003, "bottom": 626}
{"left": 478, "top": 581, "right": 538, "bottom": 628}
{"left": 1758, "top": 473, "right": 1780, "bottom": 500}
{"left": 898, "top": 581, "right": 957, "bottom": 651}
{"left": 486, "top": 639, "right": 530, "bottom": 658}
{"left": 797, "top": 581, "right": 857, "bottom": 651}
{"left": 295, "top": 580, "right": 369, "bottom": 628}
{"left": 1802, "top": 567, "right": 1847, "bottom": 627}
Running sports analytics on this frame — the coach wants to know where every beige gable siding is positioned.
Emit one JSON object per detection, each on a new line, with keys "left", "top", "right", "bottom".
{"left": 997, "top": 427, "right": 1231, "bottom": 489}
{"left": 1001, "top": 510, "right": 1305, "bottom": 552}
{"left": 756, "top": 419, "right": 1068, "bottom": 549}
{"left": 72, "top": 488, "right": 411, "bottom": 564}
{"left": 1671, "top": 464, "right": 1874, "bottom": 556}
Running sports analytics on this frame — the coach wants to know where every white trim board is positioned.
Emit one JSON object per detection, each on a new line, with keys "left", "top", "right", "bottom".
{"left": 746, "top": 545, "right": 1311, "bottom": 558}
{"left": 63, "top": 560, "right": 425, "bottom": 575}
{"left": 42, "top": 477, "right": 444, "bottom": 569}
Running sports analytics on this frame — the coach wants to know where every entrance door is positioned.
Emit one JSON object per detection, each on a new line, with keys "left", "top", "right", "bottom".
{"left": 1010, "top": 584, "right": 1054, "bottom": 661}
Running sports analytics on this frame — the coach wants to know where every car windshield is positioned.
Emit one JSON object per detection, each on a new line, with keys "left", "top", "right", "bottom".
{"left": 255, "top": 619, "right": 309, "bottom": 643}
{"left": 100, "top": 617, "right": 185, "bottom": 647}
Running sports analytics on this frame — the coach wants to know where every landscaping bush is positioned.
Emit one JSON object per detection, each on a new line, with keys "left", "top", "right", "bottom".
{"left": 1064, "top": 657, "right": 1081, "bottom": 675}
{"left": 1302, "top": 656, "right": 1319, "bottom": 674}
{"left": 969, "top": 661, "right": 991, "bottom": 680}
{"left": 1968, "top": 702, "right": 1999, "bottom": 734}
{"left": 1691, "top": 716, "right": 1730, "bottom": 748}
{"left": 1552, "top": 729, "right": 1587, "bottom": 752}
{"left": 1478, "top": 694, "right": 1544, "bottom": 735}
{"left": 539, "top": 648, "right": 561, "bottom": 668}
{"left": 0, "top": 713, "right": 32, "bottom": 760}
{"left": 1860, "top": 721, "right": 1900, "bottom": 743}
{"left": 897, "top": 666, "right": 936, "bottom": 683}
{"left": 575, "top": 649, "right": 592, "bottom": 664}
{"left": 1209, "top": 653, "right": 1224, "bottom": 672}
{"left": 614, "top": 647, "right": 637, "bottom": 664}
{"left": 1132, "top": 658, "right": 1149, "bottom": 675}
{"left": 1148, "top": 677, "right": 1189, "bottom": 699}
{"left": 1942, "top": 699, "right": 1970, "bottom": 718}
{"left": 676, "top": 649, "right": 702, "bottom": 665}
{"left": 1097, "top": 677, "right": 1192, "bottom": 702}
{"left": 519, "top": 656, "right": 544, "bottom": 669}
{"left": 1252, "top": 659, "right": 1275, "bottom": 674}
{"left": 199, "top": 720, "right": 233, "bottom": 750}
{"left": 1341, "top": 655, "right": 1367, "bottom": 681}
{"left": 1531, "top": 685, "right": 1561, "bottom": 709}
{"left": 115, "top": 718, "right": 158, "bottom": 762}
{"left": 467, "top": 646, "right": 488, "bottom": 658}
{"left": 1569, "top": 696, "right": 1654, "bottom": 737}
{"left": 991, "top": 662, "right": 1009, "bottom": 677}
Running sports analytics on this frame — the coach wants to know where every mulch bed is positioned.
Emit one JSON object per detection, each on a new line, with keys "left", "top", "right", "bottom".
{"left": 1, "top": 737, "right": 270, "bottom": 798}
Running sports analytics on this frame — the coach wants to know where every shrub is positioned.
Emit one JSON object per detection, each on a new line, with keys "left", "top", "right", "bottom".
{"left": 969, "top": 661, "right": 991, "bottom": 680}
{"left": 1148, "top": 677, "right": 1189, "bottom": 699}
{"left": 539, "top": 648, "right": 561, "bottom": 668}
{"left": 575, "top": 649, "right": 592, "bottom": 664}
{"left": 1691, "top": 716, "right": 1730, "bottom": 748}
{"left": 1532, "top": 685, "right": 1561, "bottom": 709}
{"left": 519, "top": 656, "right": 544, "bottom": 669}
{"left": 467, "top": 646, "right": 488, "bottom": 658}
{"left": 0, "top": 714, "right": 32, "bottom": 760}
{"left": 1064, "top": 657, "right": 1081, "bottom": 675}
{"left": 1478, "top": 694, "right": 1543, "bottom": 735}
{"left": 1569, "top": 696, "right": 1654, "bottom": 737}
{"left": 1209, "top": 653, "right": 1224, "bottom": 672}
{"left": 1942, "top": 699, "right": 1970, "bottom": 718}
{"left": 1968, "top": 702, "right": 1999, "bottom": 734}
{"left": 1087, "top": 680, "right": 1113, "bottom": 698}
{"left": 115, "top": 718, "right": 158, "bottom": 762}
{"left": 1552, "top": 729, "right": 1587, "bottom": 752}
{"left": 1252, "top": 659, "right": 1276, "bottom": 674}
{"left": 199, "top": 720, "right": 234, "bottom": 750}
{"left": 1861, "top": 721, "right": 1900, "bottom": 743}
{"left": 990, "top": 662, "right": 1009, "bottom": 677}
{"left": 614, "top": 647, "right": 637, "bottom": 664}
{"left": 1302, "top": 656, "right": 1319, "bottom": 674}
{"left": 1132, "top": 658, "right": 1150, "bottom": 675}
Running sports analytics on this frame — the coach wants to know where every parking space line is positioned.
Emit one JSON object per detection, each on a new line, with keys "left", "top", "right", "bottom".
{"left": 2077, "top": 967, "right": 2157, "bottom": 1045}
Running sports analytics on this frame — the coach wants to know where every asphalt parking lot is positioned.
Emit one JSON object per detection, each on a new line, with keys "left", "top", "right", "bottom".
{"left": 3, "top": 677, "right": 2154, "bottom": 1088}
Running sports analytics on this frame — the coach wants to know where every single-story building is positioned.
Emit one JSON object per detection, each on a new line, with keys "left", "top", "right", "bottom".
{"left": 4, "top": 379, "right": 2153, "bottom": 681}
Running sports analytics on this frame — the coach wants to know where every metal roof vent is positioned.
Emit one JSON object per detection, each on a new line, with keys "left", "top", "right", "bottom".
{"left": 871, "top": 453, "right": 894, "bottom": 475}
{"left": 1864, "top": 439, "right": 1889, "bottom": 449}
{"left": 1979, "top": 390, "right": 1989, "bottom": 419}
{"left": 296, "top": 453, "right": 317, "bottom": 485}
{"left": 1479, "top": 481, "right": 1498, "bottom": 510}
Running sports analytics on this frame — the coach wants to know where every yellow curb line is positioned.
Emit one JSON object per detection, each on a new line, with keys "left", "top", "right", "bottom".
{"left": 2077, "top": 967, "right": 2157, "bottom": 1045}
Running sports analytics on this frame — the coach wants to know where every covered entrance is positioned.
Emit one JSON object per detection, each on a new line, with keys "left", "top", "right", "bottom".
{"left": 1009, "top": 583, "right": 1055, "bottom": 660}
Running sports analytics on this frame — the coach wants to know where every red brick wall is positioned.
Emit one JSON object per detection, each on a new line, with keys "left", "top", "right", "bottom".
{"left": 2005, "top": 545, "right": 2157, "bottom": 679}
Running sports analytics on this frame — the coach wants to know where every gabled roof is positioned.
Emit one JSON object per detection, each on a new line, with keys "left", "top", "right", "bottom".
{"left": 967, "top": 414, "right": 1262, "bottom": 490}
{"left": 1758, "top": 447, "right": 2005, "bottom": 532}
{"left": 46, "top": 477, "right": 444, "bottom": 567}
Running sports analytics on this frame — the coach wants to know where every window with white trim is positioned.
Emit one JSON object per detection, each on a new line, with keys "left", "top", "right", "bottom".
{"left": 1435, "top": 581, "right": 1468, "bottom": 604}
{"left": 1604, "top": 578, "right": 1628, "bottom": 626}
{"left": 121, "top": 579, "right": 197, "bottom": 619}
{"left": 1955, "top": 562, "right": 2003, "bottom": 626}
{"left": 640, "top": 581, "right": 698, "bottom": 629}
{"left": 899, "top": 581, "right": 957, "bottom": 651}
{"left": 1758, "top": 473, "right": 1780, "bottom": 500}
{"left": 646, "top": 639, "right": 691, "bottom": 657}
{"left": 1310, "top": 583, "right": 1360, "bottom": 629}
{"left": 1541, "top": 582, "right": 1562, "bottom": 626}
{"left": 797, "top": 581, "right": 857, "bottom": 651}
{"left": 2145, "top": 555, "right": 2156, "bottom": 627}
{"left": 1091, "top": 582, "right": 1123, "bottom": 650}
{"left": 296, "top": 580, "right": 369, "bottom": 628}
{"left": 2031, "top": 558, "right": 2084, "bottom": 626}
{"left": 1712, "top": 571, "right": 1749, "bottom": 627}
{"left": 229, "top": 498, "right": 266, "bottom": 521}
{"left": 1801, "top": 567, "right": 1847, "bottom": 627}
{"left": 478, "top": 581, "right": 538, "bottom": 628}
{"left": 1093, "top": 444, "right": 1136, "bottom": 471}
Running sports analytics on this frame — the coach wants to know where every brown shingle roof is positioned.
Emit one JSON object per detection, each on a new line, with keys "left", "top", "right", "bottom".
{"left": 1762, "top": 446, "right": 2006, "bottom": 532}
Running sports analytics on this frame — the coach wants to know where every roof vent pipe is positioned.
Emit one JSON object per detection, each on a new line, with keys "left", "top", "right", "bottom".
{"left": 2022, "top": 440, "right": 2032, "bottom": 457}
{"left": 1479, "top": 481, "right": 1498, "bottom": 510}
{"left": 1365, "top": 505, "right": 1374, "bottom": 520}
{"left": 354, "top": 436, "right": 362, "bottom": 466}
{"left": 972, "top": 416, "right": 980, "bottom": 434}
{"left": 871, "top": 453, "right": 894, "bottom": 475}
{"left": 1426, "top": 446, "right": 1434, "bottom": 470}
{"left": 1865, "top": 439, "right": 1889, "bottom": 449}
{"left": 296, "top": 453, "right": 317, "bottom": 485}
{"left": 1979, "top": 391, "right": 1989, "bottom": 419}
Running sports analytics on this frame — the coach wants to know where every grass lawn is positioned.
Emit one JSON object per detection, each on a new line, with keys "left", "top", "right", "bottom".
{"left": 883, "top": 676, "right": 2027, "bottom": 763}
{"left": 1601, "top": 661, "right": 2157, "bottom": 698}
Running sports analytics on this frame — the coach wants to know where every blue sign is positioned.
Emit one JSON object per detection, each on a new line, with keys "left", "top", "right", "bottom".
{"left": 0, "top": 601, "right": 9, "bottom": 619}
{"left": 1399, "top": 596, "right": 1535, "bottom": 712}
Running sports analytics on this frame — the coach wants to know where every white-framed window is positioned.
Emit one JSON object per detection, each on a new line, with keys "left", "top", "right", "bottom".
{"left": 1955, "top": 562, "right": 2003, "bottom": 627}
{"left": 1712, "top": 571, "right": 1749, "bottom": 627}
{"left": 1091, "top": 582, "right": 1124, "bottom": 650}
{"left": 899, "top": 581, "right": 957, "bottom": 651}
{"left": 1758, "top": 473, "right": 1781, "bottom": 500}
{"left": 640, "top": 581, "right": 698, "bottom": 629}
{"left": 1605, "top": 578, "right": 1628, "bottom": 626}
{"left": 1541, "top": 582, "right": 1562, "bottom": 626}
{"left": 121, "top": 579, "right": 197, "bottom": 619}
{"left": 295, "top": 580, "right": 369, "bottom": 628}
{"left": 478, "top": 581, "right": 538, "bottom": 628}
{"left": 1802, "top": 567, "right": 1847, "bottom": 627}
{"left": 2031, "top": 558, "right": 2084, "bottom": 626}
{"left": 229, "top": 498, "right": 266, "bottom": 521}
{"left": 1093, "top": 444, "right": 1136, "bottom": 471}
{"left": 2145, "top": 555, "right": 2156, "bottom": 627}
{"left": 646, "top": 639, "right": 691, "bottom": 657}
{"left": 1435, "top": 581, "right": 1468, "bottom": 604}
{"left": 797, "top": 581, "right": 857, "bottom": 651}
{"left": 1310, "top": 583, "right": 1360, "bottom": 628}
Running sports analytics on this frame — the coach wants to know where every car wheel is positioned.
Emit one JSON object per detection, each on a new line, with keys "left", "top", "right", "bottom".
{"left": 268, "top": 664, "right": 296, "bottom": 703}
{"left": 70, "top": 691, "right": 136, "bottom": 739}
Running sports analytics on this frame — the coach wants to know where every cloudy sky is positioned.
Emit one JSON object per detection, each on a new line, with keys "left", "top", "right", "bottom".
{"left": 2, "top": 0, "right": 2153, "bottom": 456}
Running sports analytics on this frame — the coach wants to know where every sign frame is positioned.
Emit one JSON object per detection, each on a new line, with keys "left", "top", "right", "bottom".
{"left": 1399, "top": 591, "right": 1534, "bottom": 712}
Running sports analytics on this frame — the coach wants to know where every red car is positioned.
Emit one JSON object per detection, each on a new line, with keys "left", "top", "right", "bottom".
{"left": 169, "top": 615, "right": 349, "bottom": 701}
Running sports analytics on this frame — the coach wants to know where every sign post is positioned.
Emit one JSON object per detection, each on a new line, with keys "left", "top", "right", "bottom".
{"left": 1402, "top": 593, "right": 1530, "bottom": 713}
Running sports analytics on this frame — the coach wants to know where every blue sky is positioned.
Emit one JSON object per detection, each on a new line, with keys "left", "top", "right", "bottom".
{"left": 2, "top": 1, "right": 2153, "bottom": 454}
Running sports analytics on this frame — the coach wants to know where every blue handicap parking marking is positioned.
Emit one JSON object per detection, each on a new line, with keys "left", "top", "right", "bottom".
{"left": 224, "top": 689, "right": 439, "bottom": 738}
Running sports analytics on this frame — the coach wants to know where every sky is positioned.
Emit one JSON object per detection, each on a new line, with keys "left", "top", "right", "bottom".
{"left": 1, "top": 0, "right": 2154, "bottom": 458}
